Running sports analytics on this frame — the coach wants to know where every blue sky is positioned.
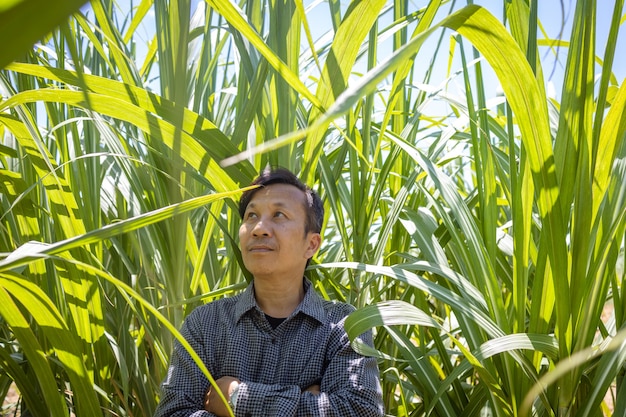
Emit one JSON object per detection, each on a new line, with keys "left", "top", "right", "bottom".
{"left": 116, "top": 0, "right": 624, "bottom": 102}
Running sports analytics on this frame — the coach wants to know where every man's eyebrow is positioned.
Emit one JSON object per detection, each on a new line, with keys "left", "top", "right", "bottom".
{"left": 246, "top": 200, "right": 290, "bottom": 209}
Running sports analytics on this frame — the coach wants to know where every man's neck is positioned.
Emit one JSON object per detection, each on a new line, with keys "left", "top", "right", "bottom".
{"left": 253, "top": 276, "right": 305, "bottom": 318}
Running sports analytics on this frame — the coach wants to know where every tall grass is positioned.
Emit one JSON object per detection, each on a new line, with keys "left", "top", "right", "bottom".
{"left": 0, "top": 0, "right": 625, "bottom": 416}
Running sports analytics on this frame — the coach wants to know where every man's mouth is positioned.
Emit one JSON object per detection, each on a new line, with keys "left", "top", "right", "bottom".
{"left": 248, "top": 244, "right": 274, "bottom": 252}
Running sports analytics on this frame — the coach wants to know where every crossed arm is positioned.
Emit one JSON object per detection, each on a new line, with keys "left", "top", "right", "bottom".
{"left": 155, "top": 322, "right": 383, "bottom": 416}
{"left": 204, "top": 376, "right": 321, "bottom": 416}
{"left": 203, "top": 342, "right": 382, "bottom": 417}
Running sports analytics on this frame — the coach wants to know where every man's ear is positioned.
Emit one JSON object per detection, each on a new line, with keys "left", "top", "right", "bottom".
{"left": 305, "top": 233, "right": 322, "bottom": 259}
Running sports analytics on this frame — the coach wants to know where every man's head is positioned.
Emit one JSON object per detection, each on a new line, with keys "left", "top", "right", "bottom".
{"left": 238, "top": 168, "right": 324, "bottom": 235}
{"left": 238, "top": 168, "right": 324, "bottom": 279}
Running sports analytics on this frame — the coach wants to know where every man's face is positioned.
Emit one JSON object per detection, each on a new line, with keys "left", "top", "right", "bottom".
{"left": 239, "top": 183, "right": 321, "bottom": 280}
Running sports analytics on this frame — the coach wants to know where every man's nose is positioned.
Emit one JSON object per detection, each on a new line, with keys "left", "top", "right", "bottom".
{"left": 252, "top": 217, "right": 271, "bottom": 236}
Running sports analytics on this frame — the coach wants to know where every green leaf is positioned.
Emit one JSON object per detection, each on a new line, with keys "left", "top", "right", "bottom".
{"left": 0, "top": 275, "right": 90, "bottom": 416}
{"left": 0, "top": 0, "right": 87, "bottom": 69}
{"left": 3, "top": 63, "right": 256, "bottom": 186}
{"left": 345, "top": 300, "right": 440, "bottom": 342}
{"left": 0, "top": 187, "right": 252, "bottom": 272}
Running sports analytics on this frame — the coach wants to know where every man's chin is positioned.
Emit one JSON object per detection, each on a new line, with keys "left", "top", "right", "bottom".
{"left": 243, "top": 263, "right": 274, "bottom": 277}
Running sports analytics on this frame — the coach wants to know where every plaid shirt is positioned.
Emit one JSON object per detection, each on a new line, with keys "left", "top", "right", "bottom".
{"left": 154, "top": 279, "right": 384, "bottom": 417}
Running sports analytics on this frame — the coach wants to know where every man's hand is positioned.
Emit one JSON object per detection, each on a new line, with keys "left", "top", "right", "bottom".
{"left": 204, "top": 376, "right": 240, "bottom": 417}
{"left": 304, "top": 384, "right": 321, "bottom": 395}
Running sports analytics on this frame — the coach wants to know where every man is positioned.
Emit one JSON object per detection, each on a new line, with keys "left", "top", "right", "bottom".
{"left": 154, "top": 168, "right": 384, "bottom": 416}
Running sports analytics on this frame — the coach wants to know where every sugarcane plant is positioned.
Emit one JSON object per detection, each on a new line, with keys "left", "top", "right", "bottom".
{"left": 0, "top": 0, "right": 624, "bottom": 416}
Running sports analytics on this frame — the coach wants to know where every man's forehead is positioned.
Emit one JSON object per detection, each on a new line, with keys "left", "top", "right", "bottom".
{"left": 247, "top": 184, "right": 306, "bottom": 205}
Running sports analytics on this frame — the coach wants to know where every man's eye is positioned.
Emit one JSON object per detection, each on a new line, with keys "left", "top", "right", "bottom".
{"left": 246, "top": 212, "right": 258, "bottom": 219}
{"left": 274, "top": 211, "right": 285, "bottom": 218}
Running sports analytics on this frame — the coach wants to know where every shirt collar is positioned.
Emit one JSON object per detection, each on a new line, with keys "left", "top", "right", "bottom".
{"left": 234, "top": 278, "right": 326, "bottom": 325}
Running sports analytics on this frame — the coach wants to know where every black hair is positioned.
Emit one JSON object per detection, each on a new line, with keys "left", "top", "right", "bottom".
{"left": 238, "top": 168, "right": 324, "bottom": 234}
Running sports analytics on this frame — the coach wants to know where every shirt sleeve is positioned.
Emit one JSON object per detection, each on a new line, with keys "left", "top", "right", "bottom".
{"left": 153, "top": 311, "right": 217, "bottom": 417}
{"left": 234, "top": 323, "right": 384, "bottom": 417}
